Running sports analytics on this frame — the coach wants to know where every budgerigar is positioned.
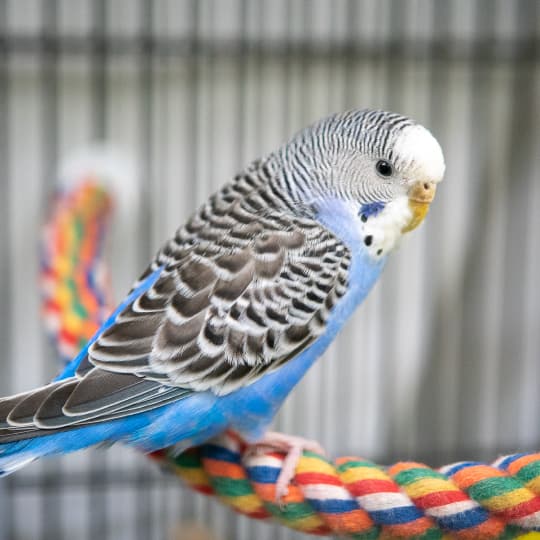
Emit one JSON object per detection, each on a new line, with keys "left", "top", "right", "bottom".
{"left": 0, "top": 109, "right": 444, "bottom": 495}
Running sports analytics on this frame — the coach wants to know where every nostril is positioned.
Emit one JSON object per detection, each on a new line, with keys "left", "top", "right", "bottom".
{"left": 408, "top": 181, "right": 436, "bottom": 203}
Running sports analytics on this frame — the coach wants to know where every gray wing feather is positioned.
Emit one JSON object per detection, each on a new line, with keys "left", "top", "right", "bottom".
{"left": 89, "top": 189, "right": 351, "bottom": 396}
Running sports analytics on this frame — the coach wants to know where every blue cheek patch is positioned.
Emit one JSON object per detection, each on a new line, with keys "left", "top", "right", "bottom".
{"left": 359, "top": 201, "right": 385, "bottom": 219}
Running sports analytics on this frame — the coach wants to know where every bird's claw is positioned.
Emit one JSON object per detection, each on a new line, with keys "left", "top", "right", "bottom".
{"left": 244, "top": 431, "right": 326, "bottom": 504}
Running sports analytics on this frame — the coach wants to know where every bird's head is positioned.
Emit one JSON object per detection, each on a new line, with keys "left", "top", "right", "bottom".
{"left": 271, "top": 109, "right": 445, "bottom": 256}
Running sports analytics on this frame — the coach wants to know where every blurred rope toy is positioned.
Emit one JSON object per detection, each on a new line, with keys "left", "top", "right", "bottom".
{"left": 41, "top": 180, "right": 113, "bottom": 362}
{"left": 153, "top": 436, "right": 540, "bottom": 539}
{"left": 40, "top": 180, "right": 540, "bottom": 539}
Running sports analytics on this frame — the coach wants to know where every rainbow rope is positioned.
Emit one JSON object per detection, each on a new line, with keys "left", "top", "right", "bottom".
{"left": 40, "top": 182, "right": 540, "bottom": 539}
{"left": 150, "top": 432, "right": 540, "bottom": 539}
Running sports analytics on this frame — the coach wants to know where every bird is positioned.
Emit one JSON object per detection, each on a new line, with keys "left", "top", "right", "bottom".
{"left": 0, "top": 109, "right": 445, "bottom": 497}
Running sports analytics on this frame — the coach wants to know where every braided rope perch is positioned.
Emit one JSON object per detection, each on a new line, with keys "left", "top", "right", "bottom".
{"left": 41, "top": 182, "right": 540, "bottom": 539}
{"left": 152, "top": 432, "right": 540, "bottom": 539}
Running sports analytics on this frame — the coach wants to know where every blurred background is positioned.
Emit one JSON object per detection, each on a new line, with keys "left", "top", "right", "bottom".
{"left": 0, "top": 0, "right": 539, "bottom": 538}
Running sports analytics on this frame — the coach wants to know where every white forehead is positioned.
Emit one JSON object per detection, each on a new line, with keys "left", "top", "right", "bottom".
{"left": 393, "top": 124, "right": 445, "bottom": 183}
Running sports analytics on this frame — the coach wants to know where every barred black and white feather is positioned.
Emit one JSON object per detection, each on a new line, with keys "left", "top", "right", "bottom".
{"left": 89, "top": 161, "right": 351, "bottom": 396}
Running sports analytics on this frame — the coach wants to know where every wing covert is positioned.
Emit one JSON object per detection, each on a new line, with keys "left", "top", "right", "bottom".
{"left": 89, "top": 186, "right": 351, "bottom": 396}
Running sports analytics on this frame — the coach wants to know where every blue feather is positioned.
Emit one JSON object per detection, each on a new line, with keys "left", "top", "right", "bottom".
{"left": 359, "top": 201, "right": 385, "bottom": 219}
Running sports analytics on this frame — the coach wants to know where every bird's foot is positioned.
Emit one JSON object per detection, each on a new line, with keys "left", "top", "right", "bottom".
{"left": 245, "top": 431, "right": 326, "bottom": 503}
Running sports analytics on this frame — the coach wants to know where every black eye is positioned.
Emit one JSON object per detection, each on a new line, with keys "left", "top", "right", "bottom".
{"left": 375, "top": 160, "right": 393, "bottom": 177}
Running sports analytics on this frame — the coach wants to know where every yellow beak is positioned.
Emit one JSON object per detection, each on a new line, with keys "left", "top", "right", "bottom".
{"left": 402, "top": 181, "right": 437, "bottom": 233}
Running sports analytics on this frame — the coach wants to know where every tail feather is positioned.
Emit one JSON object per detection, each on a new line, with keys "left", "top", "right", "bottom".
{"left": 0, "top": 372, "right": 179, "bottom": 474}
{"left": 0, "top": 382, "right": 74, "bottom": 447}
{"left": 0, "top": 453, "right": 37, "bottom": 477}
{"left": 0, "top": 428, "right": 41, "bottom": 476}
{"left": 0, "top": 426, "right": 44, "bottom": 444}
{"left": 0, "top": 394, "right": 29, "bottom": 428}
{"left": 6, "top": 382, "right": 64, "bottom": 427}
